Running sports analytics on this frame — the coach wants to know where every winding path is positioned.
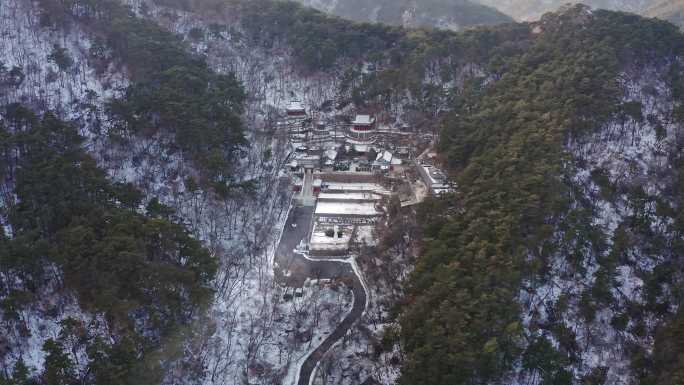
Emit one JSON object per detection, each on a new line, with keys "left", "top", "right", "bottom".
{"left": 274, "top": 206, "right": 368, "bottom": 385}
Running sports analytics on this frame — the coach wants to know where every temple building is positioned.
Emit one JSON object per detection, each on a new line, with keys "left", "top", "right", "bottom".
{"left": 347, "top": 114, "right": 376, "bottom": 141}
{"left": 286, "top": 100, "right": 306, "bottom": 118}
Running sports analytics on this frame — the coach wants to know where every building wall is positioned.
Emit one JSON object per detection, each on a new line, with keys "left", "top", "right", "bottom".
{"left": 315, "top": 172, "right": 379, "bottom": 183}
{"left": 416, "top": 163, "right": 437, "bottom": 195}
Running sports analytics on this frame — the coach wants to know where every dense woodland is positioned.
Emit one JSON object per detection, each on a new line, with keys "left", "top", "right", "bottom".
{"left": 1, "top": 0, "right": 249, "bottom": 382}
{"left": 0, "top": 105, "right": 216, "bottom": 384}
{"left": 402, "top": 8, "right": 684, "bottom": 385}
{"left": 38, "top": 0, "right": 247, "bottom": 186}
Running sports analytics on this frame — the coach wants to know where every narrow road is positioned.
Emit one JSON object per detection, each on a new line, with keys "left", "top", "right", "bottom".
{"left": 296, "top": 269, "right": 365, "bottom": 385}
{"left": 274, "top": 206, "right": 368, "bottom": 385}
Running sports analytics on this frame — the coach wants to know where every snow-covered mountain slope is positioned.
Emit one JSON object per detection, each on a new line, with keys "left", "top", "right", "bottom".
{"left": 292, "top": 0, "right": 512, "bottom": 30}
{"left": 514, "top": 63, "right": 683, "bottom": 384}
{"left": 0, "top": 0, "right": 350, "bottom": 383}
{"left": 0, "top": 0, "right": 127, "bottom": 133}
{"left": 1, "top": 0, "right": 125, "bottom": 376}
{"left": 134, "top": 0, "right": 488, "bottom": 135}
{"left": 397, "top": 6, "right": 684, "bottom": 385}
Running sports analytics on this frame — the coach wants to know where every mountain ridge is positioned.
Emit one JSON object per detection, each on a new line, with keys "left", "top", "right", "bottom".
{"left": 476, "top": 0, "right": 660, "bottom": 21}
{"left": 292, "top": 0, "right": 513, "bottom": 30}
{"left": 645, "top": 0, "right": 684, "bottom": 26}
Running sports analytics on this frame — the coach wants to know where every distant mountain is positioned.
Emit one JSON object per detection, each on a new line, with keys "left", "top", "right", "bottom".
{"left": 645, "top": 0, "right": 684, "bottom": 26}
{"left": 293, "top": 0, "right": 513, "bottom": 30}
{"left": 476, "top": 0, "right": 658, "bottom": 20}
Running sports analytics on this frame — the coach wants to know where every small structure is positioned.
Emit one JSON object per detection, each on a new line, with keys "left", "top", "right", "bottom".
{"left": 333, "top": 161, "right": 351, "bottom": 172}
{"left": 322, "top": 182, "right": 391, "bottom": 196}
{"left": 318, "top": 192, "right": 382, "bottom": 203}
{"left": 373, "top": 150, "right": 402, "bottom": 171}
{"left": 292, "top": 153, "right": 321, "bottom": 170}
{"left": 417, "top": 163, "right": 454, "bottom": 196}
{"left": 289, "top": 120, "right": 309, "bottom": 138}
{"left": 353, "top": 144, "right": 369, "bottom": 153}
{"left": 286, "top": 100, "right": 306, "bottom": 118}
{"left": 314, "top": 121, "right": 328, "bottom": 132}
{"left": 314, "top": 201, "right": 381, "bottom": 219}
{"left": 288, "top": 160, "right": 299, "bottom": 173}
{"left": 313, "top": 179, "right": 322, "bottom": 194}
{"left": 352, "top": 114, "right": 375, "bottom": 131}
{"left": 324, "top": 148, "right": 338, "bottom": 163}
{"left": 309, "top": 223, "right": 354, "bottom": 256}
{"left": 396, "top": 146, "right": 410, "bottom": 157}
{"left": 355, "top": 161, "right": 372, "bottom": 173}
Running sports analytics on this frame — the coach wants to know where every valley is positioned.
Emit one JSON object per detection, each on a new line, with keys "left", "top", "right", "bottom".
{"left": 270, "top": 95, "right": 450, "bottom": 384}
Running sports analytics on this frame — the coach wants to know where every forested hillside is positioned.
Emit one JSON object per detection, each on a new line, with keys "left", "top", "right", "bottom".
{"left": 401, "top": 6, "right": 684, "bottom": 385}
{"left": 39, "top": 0, "right": 247, "bottom": 186}
{"left": 0, "top": 105, "right": 217, "bottom": 383}
{"left": 0, "top": 0, "right": 253, "bottom": 382}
